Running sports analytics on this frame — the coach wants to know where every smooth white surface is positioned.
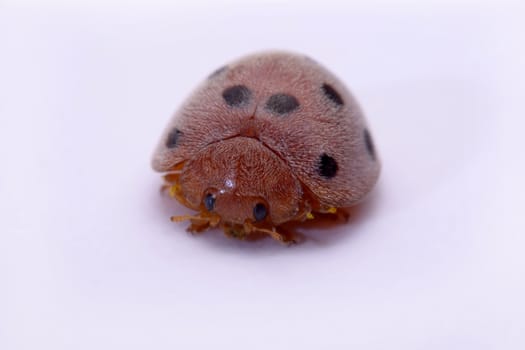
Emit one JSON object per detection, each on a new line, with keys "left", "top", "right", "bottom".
{"left": 1, "top": 1, "right": 524, "bottom": 349}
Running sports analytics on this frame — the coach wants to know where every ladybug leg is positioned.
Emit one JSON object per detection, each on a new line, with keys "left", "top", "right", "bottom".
{"left": 223, "top": 224, "right": 248, "bottom": 240}
{"left": 163, "top": 172, "right": 181, "bottom": 183}
{"left": 171, "top": 214, "right": 205, "bottom": 222}
{"left": 306, "top": 207, "right": 350, "bottom": 225}
{"left": 187, "top": 219, "right": 212, "bottom": 233}
{"left": 243, "top": 222, "right": 301, "bottom": 244}
{"left": 266, "top": 229, "right": 297, "bottom": 244}
{"left": 277, "top": 226, "right": 306, "bottom": 244}
{"left": 160, "top": 172, "right": 182, "bottom": 192}
{"left": 171, "top": 213, "right": 220, "bottom": 234}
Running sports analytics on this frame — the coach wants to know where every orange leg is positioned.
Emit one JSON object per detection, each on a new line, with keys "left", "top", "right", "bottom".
{"left": 243, "top": 222, "right": 301, "bottom": 244}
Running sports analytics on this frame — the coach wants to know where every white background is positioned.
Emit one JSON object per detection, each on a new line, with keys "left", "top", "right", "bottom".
{"left": 1, "top": 0, "right": 524, "bottom": 349}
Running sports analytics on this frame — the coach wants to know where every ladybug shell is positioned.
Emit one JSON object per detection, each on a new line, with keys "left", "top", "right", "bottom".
{"left": 152, "top": 51, "right": 380, "bottom": 209}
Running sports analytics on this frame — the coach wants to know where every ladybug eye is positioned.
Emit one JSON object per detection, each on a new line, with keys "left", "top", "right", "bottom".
{"left": 253, "top": 203, "right": 268, "bottom": 222}
{"left": 204, "top": 193, "right": 216, "bottom": 211}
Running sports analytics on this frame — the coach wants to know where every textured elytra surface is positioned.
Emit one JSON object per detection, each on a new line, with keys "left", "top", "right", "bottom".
{"left": 152, "top": 51, "right": 380, "bottom": 209}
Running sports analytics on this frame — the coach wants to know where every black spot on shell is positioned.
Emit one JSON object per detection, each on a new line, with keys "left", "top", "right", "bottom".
{"left": 204, "top": 193, "right": 216, "bottom": 211}
{"left": 364, "top": 129, "right": 376, "bottom": 160}
{"left": 265, "top": 94, "right": 299, "bottom": 114}
{"left": 318, "top": 153, "right": 338, "bottom": 179}
{"left": 165, "top": 128, "right": 182, "bottom": 148}
{"left": 253, "top": 203, "right": 268, "bottom": 222}
{"left": 222, "top": 85, "right": 252, "bottom": 107}
{"left": 208, "top": 65, "right": 227, "bottom": 79}
{"left": 322, "top": 83, "right": 344, "bottom": 106}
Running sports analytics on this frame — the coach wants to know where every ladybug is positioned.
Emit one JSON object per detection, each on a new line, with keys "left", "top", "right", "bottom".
{"left": 152, "top": 51, "right": 380, "bottom": 243}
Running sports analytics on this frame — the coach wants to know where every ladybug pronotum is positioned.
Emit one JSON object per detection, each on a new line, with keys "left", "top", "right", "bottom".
{"left": 152, "top": 51, "right": 380, "bottom": 243}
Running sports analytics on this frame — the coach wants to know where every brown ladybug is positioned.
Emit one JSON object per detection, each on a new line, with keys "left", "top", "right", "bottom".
{"left": 152, "top": 51, "right": 380, "bottom": 243}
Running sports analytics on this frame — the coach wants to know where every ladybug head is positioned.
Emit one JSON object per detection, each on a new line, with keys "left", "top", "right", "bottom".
{"left": 178, "top": 136, "right": 303, "bottom": 226}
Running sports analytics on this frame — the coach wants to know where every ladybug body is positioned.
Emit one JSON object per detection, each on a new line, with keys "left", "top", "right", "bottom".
{"left": 152, "top": 52, "right": 380, "bottom": 243}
